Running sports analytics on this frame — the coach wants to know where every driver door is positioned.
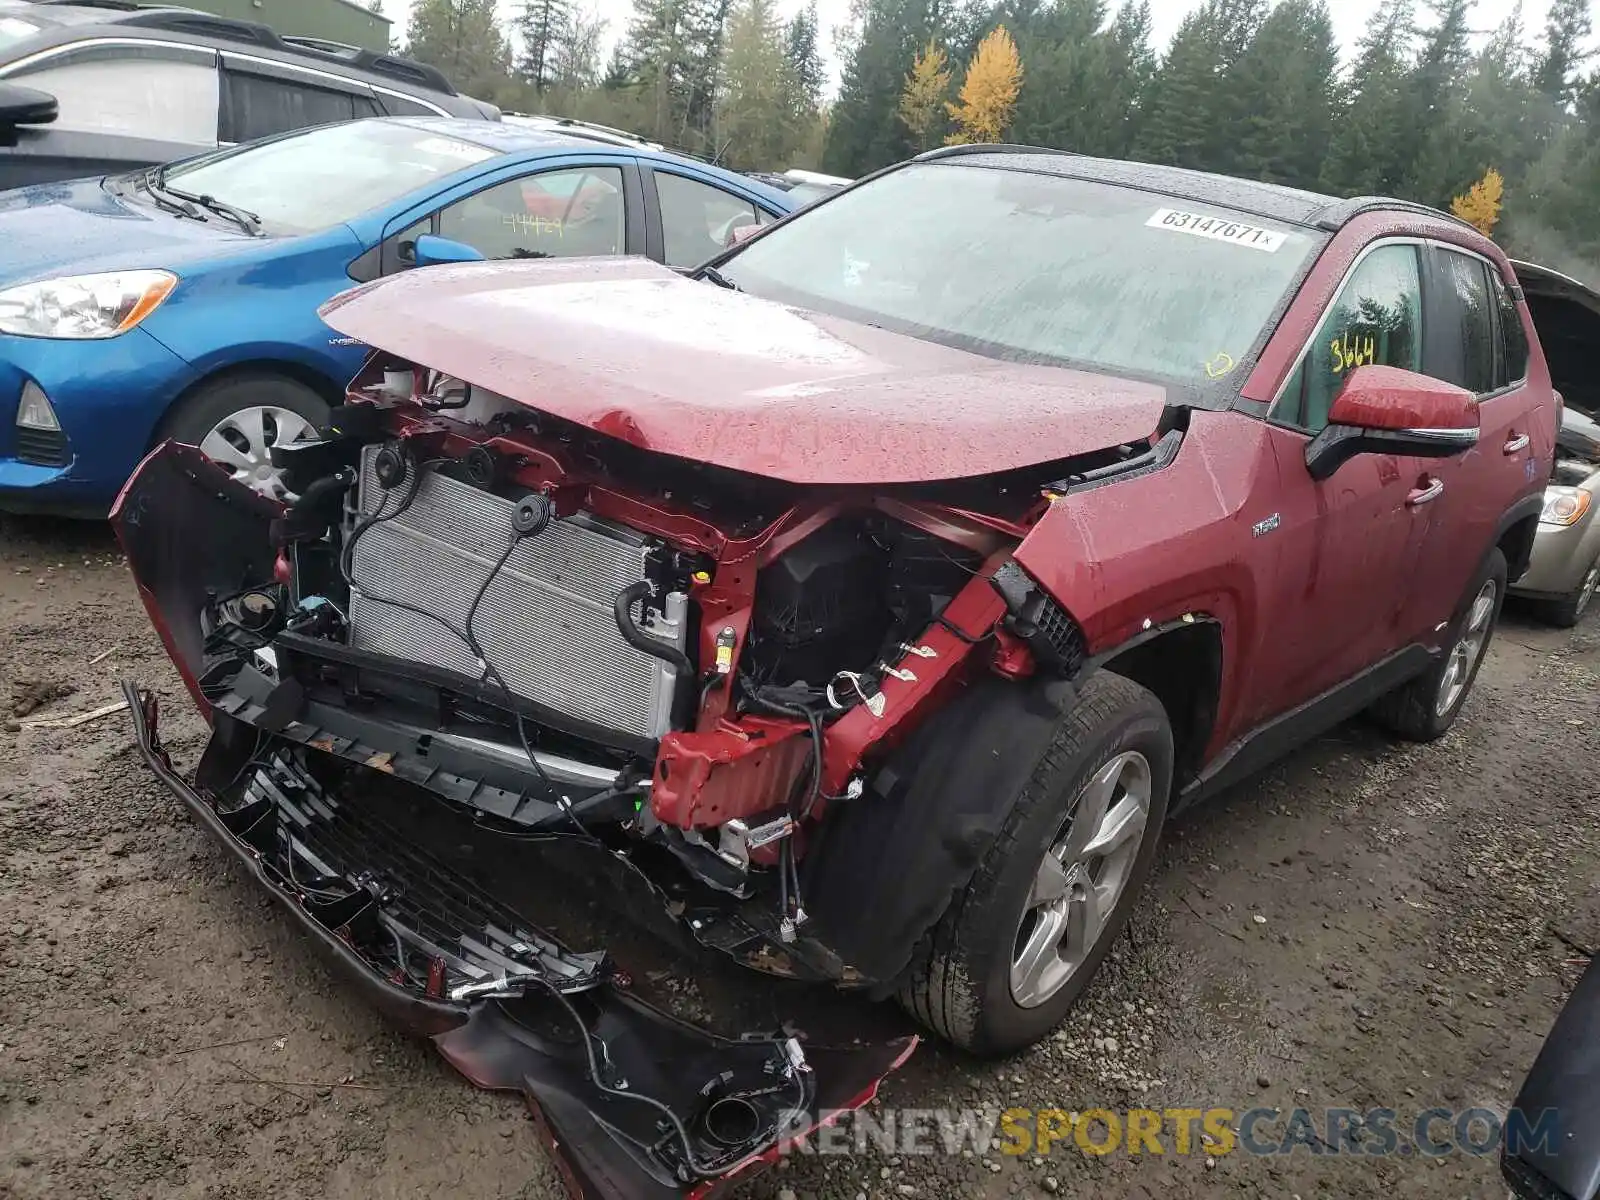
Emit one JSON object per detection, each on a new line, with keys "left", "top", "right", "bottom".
{"left": 1247, "top": 242, "right": 1449, "bottom": 722}
{"left": 375, "top": 160, "right": 645, "bottom": 274}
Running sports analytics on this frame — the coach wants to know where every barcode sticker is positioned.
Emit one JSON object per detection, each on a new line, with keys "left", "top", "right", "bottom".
{"left": 1147, "top": 208, "right": 1288, "bottom": 253}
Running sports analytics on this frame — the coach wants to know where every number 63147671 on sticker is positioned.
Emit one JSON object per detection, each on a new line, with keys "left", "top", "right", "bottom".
{"left": 1147, "top": 208, "right": 1288, "bottom": 253}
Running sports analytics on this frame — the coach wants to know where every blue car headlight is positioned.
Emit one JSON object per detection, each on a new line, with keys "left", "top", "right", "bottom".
{"left": 0, "top": 270, "right": 177, "bottom": 339}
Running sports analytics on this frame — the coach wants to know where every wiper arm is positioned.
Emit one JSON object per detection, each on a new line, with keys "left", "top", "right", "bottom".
{"left": 138, "top": 166, "right": 206, "bottom": 223}
{"left": 698, "top": 265, "right": 741, "bottom": 292}
{"left": 161, "top": 182, "right": 262, "bottom": 236}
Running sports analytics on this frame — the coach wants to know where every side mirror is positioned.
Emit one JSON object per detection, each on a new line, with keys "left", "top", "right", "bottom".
{"left": 412, "top": 234, "right": 485, "bottom": 268}
{"left": 0, "top": 82, "right": 58, "bottom": 131}
{"left": 1306, "top": 365, "right": 1479, "bottom": 481}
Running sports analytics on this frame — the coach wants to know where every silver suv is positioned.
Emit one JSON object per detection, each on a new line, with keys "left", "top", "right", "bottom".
{"left": 0, "top": 0, "right": 497, "bottom": 190}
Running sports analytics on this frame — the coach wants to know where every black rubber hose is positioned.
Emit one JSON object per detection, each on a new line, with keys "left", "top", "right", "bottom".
{"left": 613, "top": 580, "right": 693, "bottom": 676}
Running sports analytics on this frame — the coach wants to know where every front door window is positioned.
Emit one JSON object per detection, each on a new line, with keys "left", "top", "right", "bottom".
{"left": 1276, "top": 244, "right": 1424, "bottom": 432}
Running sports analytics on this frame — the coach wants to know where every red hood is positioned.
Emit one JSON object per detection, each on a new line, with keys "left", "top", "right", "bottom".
{"left": 320, "top": 257, "right": 1169, "bottom": 485}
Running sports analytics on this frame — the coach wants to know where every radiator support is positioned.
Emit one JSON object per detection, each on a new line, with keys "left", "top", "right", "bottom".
{"left": 345, "top": 448, "right": 688, "bottom": 742}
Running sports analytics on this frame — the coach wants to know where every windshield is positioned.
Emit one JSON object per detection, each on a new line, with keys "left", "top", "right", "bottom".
{"left": 718, "top": 163, "right": 1320, "bottom": 386}
{"left": 162, "top": 120, "right": 501, "bottom": 235}
{"left": 0, "top": 13, "right": 40, "bottom": 53}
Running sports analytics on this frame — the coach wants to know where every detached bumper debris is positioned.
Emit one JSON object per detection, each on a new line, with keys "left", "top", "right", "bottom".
{"left": 125, "top": 682, "right": 913, "bottom": 1198}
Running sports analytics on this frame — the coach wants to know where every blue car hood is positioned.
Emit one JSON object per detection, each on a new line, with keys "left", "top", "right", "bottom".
{"left": 0, "top": 176, "right": 254, "bottom": 286}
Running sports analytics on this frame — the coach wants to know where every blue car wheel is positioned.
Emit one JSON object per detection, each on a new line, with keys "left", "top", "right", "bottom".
{"left": 158, "top": 374, "right": 329, "bottom": 501}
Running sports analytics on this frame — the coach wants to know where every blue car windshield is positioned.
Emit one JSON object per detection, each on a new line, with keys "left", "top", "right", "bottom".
{"left": 163, "top": 120, "right": 502, "bottom": 235}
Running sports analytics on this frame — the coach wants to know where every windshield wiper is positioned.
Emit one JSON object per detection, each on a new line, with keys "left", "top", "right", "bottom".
{"left": 698, "top": 265, "right": 741, "bottom": 292}
{"left": 137, "top": 166, "right": 207, "bottom": 223}
{"left": 143, "top": 165, "right": 262, "bottom": 236}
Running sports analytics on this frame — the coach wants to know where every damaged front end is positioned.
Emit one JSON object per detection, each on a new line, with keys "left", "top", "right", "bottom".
{"left": 112, "top": 363, "right": 1151, "bottom": 1192}
{"left": 124, "top": 678, "right": 909, "bottom": 1197}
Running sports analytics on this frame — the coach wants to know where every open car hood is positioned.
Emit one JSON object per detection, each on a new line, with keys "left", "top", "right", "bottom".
{"left": 319, "top": 257, "right": 1169, "bottom": 485}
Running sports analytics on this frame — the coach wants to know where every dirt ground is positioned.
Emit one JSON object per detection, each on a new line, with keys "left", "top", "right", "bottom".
{"left": 1, "top": 513, "right": 1596, "bottom": 1200}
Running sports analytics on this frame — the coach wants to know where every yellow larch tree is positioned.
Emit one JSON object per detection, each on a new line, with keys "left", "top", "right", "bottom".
{"left": 945, "top": 26, "right": 1023, "bottom": 146}
{"left": 899, "top": 40, "right": 952, "bottom": 151}
{"left": 1451, "top": 167, "right": 1505, "bottom": 238}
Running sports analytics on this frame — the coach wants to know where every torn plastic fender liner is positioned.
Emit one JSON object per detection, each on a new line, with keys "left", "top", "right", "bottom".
{"left": 124, "top": 682, "right": 915, "bottom": 1199}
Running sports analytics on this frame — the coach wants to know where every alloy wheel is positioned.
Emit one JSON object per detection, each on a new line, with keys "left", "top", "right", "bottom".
{"left": 1576, "top": 562, "right": 1600, "bottom": 620}
{"left": 199, "top": 405, "right": 316, "bottom": 501}
{"left": 1435, "top": 578, "right": 1498, "bottom": 718}
{"left": 1010, "top": 750, "right": 1151, "bottom": 1009}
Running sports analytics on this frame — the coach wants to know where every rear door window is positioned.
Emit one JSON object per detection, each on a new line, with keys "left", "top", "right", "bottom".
{"left": 1428, "top": 249, "right": 1498, "bottom": 395}
{"left": 1490, "top": 268, "right": 1529, "bottom": 389}
{"left": 10, "top": 44, "right": 220, "bottom": 143}
{"left": 1275, "top": 244, "right": 1424, "bottom": 433}
{"left": 221, "top": 63, "right": 378, "bottom": 142}
{"left": 376, "top": 93, "right": 443, "bottom": 117}
{"left": 654, "top": 171, "right": 773, "bottom": 267}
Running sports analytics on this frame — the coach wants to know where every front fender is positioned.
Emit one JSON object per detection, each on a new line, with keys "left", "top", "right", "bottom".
{"left": 1011, "top": 409, "right": 1270, "bottom": 755}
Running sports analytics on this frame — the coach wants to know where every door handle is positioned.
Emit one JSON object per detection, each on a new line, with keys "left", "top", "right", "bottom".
{"left": 1504, "top": 433, "right": 1530, "bottom": 454}
{"left": 1407, "top": 477, "right": 1445, "bottom": 507}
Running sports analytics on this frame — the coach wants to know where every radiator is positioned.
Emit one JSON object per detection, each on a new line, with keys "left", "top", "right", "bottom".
{"left": 345, "top": 448, "right": 687, "bottom": 742}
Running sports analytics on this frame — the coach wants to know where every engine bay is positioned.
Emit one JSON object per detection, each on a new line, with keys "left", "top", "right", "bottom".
{"left": 152, "top": 358, "right": 1125, "bottom": 987}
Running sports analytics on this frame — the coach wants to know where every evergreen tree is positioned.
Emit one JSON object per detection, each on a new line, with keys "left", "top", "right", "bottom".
{"left": 1133, "top": 0, "right": 1266, "bottom": 170}
{"left": 1402, "top": 0, "right": 1477, "bottom": 203}
{"left": 715, "top": 0, "right": 802, "bottom": 167}
{"left": 406, "top": 0, "right": 513, "bottom": 97}
{"left": 617, "top": 0, "right": 730, "bottom": 150}
{"left": 1230, "top": 0, "right": 1339, "bottom": 188}
{"left": 785, "top": 3, "right": 826, "bottom": 115}
{"left": 1006, "top": 0, "right": 1109, "bottom": 152}
{"left": 1320, "top": 0, "right": 1413, "bottom": 195}
{"left": 517, "top": 0, "right": 571, "bottom": 92}
{"left": 824, "top": 0, "right": 944, "bottom": 174}
{"left": 1451, "top": 5, "right": 1546, "bottom": 201}
{"left": 1099, "top": 0, "right": 1156, "bottom": 156}
{"left": 1532, "top": 0, "right": 1593, "bottom": 105}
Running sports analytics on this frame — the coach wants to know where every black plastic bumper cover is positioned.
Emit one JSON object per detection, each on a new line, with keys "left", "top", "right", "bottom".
{"left": 125, "top": 682, "right": 914, "bottom": 1199}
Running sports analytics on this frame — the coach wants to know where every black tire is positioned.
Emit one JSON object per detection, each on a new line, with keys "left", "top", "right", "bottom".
{"left": 1535, "top": 557, "right": 1600, "bottom": 629}
{"left": 894, "top": 671, "right": 1173, "bottom": 1057}
{"left": 1369, "top": 547, "right": 1507, "bottom": 742}
{"left": 157, "top": 373, "right": 329, "bottom": 497}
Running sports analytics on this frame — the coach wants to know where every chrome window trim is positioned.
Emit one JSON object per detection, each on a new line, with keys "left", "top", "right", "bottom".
{"left": 1269, "top": 234, "right": 1529, "bottom": 422}
{"left": 0, "top": 36, "right": 216, "bottom": 74}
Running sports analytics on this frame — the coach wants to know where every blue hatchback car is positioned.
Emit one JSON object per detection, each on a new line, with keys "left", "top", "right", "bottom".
{"left": 0, "top": 117, "right": 792, "bottom": 514}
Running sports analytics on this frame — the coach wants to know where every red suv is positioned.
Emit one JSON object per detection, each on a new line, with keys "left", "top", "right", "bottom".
{"left": 117, "top": 146, "right": 1554, "bottom": 1196}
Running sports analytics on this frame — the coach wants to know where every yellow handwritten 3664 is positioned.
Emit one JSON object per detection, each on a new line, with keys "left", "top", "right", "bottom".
{"left": 1330, "top": 330, "right": 1376, "bottom": 374}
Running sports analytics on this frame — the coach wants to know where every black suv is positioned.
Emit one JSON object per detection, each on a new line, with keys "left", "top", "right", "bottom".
{"left": 0, "top": 0, "right": 497, "bottom": 190}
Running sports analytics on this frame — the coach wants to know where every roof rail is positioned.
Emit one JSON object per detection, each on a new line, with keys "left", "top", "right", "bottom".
{"left": 279, "top": 33, "right": 363, "bottom": 55}
{"left": 915, "top": 143, "right": 1082, "bottom": 162}
{"left": 90, "top": 7, "right": 457, "bottom": 94}
{"left": 1313, "top": 195, "right": 1477, "bottom": 233}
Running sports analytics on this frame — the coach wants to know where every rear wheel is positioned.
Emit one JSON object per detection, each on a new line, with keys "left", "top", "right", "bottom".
{"left": 158, "top": 374, "right": 328, "bottom": 502}
{"left": 895, "top": 672, "right": 1172, "bottom": 1056}
{"left": 1370, "top": 548, "right": 1506, "bottom": 741}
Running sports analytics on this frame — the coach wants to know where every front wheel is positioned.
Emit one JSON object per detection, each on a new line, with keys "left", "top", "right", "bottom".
{"left": 1370, "top": 547, "right": 1506, "bottom": 742}
{"left": 1536, "top": 556, "right": 1600, "bottom": 628}
{"left": 158, "top": 374, "right": 329, "bottom": 502}
{"left": 895, "top": 672, "right": 1173, "bottom": 1056}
